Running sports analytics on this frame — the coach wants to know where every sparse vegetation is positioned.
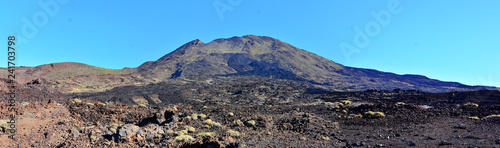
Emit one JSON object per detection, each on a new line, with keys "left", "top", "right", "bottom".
{"left": 226, "top": 130, "right": 241, "bottom": 137}
{"left": 110, "top": 123, "right": 119, "bottom": 127}
{"left": 364, "top": 111, "right": 386, "bottom": 119}
{"left": 196, "top": 132, "right": 216, "bottom": 137}
{"left": 465, "top": 102, "right": 479, "bottom": 107}
{"left": 185, "top": 126, "right": 195, "bottom": 133}
{"left": 58, "top": 119, "right": 69, "bottom": 124}
{"left": 0, "top": 120, "right": 12, "bottom": 130}
{"left": 469, "top": 116, "right": 479, "bottom": 120}
{"left": 109, "top": 128, "right": 117, "bottom": 133}
{"left": 203, "top": 119, "right": 213, "bottom": 125}
{"left": 246, "top": 120, "right": 256, "bottom": 126}
{"left": 234, "top": 119, "right": 244, "bottom": 126}
{"left": 191, "top": 114, "right": 199, "bottom": 120}
{"left": 174, "top": 135, "right": 195, "bottom": 142}
{"left": 174, "top": 130, "right": 188, "bottom": 136}
{"left": 485, "top": 114, "right": 500, "bottom": 118}
{"left": 21, "top": 102, "right": 30, "bottom": 106}
{"left": 72, "top": 98, "right": 82, "bottom": 103}
{"left": 212, "top": 122, "right": 223, "bottom": 129}
{"left": 341, "top": 100, "right": 352, "bottom": 105}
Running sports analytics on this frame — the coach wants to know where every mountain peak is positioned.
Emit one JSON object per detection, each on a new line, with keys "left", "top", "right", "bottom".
{"left": 140, "top": 35, "right": 344, "bottom": 82}
{"left": 180, "top": 39, "right": 204, "bottom": 49}
{"left": 212, "top": 35, "right": 276, "bottom": 43}
{"left": 134, "top": 35, "right": 492, "bottom": 92}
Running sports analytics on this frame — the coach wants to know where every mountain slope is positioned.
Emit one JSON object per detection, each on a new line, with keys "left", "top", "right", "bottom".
{"left": 136, "top": 35, "right": 494, "bottom": 92}
{"left": 1, "top": 35, "right": 496, "bottom": 93}
{"left": 0, "top": 62, "right": 160, "bottom": 93}
{"left": 138, "top": 35, "right": 344, "bottom": 82}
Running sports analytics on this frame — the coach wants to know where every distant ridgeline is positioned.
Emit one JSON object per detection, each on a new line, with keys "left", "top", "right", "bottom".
{"left": 0, "top": 35, "right": 497, "bottom": 94}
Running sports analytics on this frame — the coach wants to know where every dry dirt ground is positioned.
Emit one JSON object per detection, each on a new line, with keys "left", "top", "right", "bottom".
{"left": 1, "top": 76, "right": 500, "bottom": 147}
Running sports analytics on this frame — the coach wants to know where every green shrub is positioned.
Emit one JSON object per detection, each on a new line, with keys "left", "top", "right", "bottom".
{"left": 72, "top": 98, "right": 82, "bottom": 103}
{"left": 109, "top": 128, "right": 117, "bottom": 133}
{"left": 485, "top": 114, "right": 500, "bottom": 118}
{"left": 395, "top": 102, "right": 405, "bottom": 106}
{"left": 203, "top": 119, "right": 213, "bottom": 125}
{"left": 174, "top": 130, "right": 188, "bottom": 136}
{"left": 364, "top": 111, "right": 385, "bottom": 118}
{"left": 196, "top": 132, "right": 216, "bottom": 137}
{"left": 226, "top": 130, "right": 241, "bottom": 137}
{"left": 341, "top": 100, "right": 352, "bottom": 105}
{"left": 174, "top": 135, "right": 194, "bottom": 142}
{"left": 191, "top": 114, "right": 198, "bottom": 120}
{"left": 234, "top": 119, "right": 244, "bottom": 126}
{"left": 246, "top": 120, "right": 256, "bottom": 126}
{"left": 469, "top": 116, "right": 479, "bottom": 120}
{"left": 465, "top": 102, "right": 479, "bottom": 107}
{"left": 185, "top": 126, "right": 196, "bottom": 133}
{"left": 212, "top": 122, "right": 222, "bottom": 129}
{"left": 110, "top": 123, "right": 119, "bottom": 127}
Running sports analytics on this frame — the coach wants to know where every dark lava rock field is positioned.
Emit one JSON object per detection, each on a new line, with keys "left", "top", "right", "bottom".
{"left": 41, "top": 76, "right": 499, "bottom": 147}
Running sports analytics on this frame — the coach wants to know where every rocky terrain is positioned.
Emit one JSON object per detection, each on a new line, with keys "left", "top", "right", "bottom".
{"left": 0, "top": 35, "right": 499, "bottom": 147}
{"left": 1, "top": 76, "right": 500, "bottom": 147}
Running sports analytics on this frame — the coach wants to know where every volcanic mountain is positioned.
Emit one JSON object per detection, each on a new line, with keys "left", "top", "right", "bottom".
{"left": 1, "top": 35, "right": 496, "bottom": 93}
{"left": 135, "top": 35, "right": 493, "bottom": 92}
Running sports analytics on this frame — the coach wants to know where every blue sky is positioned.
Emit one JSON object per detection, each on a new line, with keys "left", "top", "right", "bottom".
{"left": 1, "top": 0, "right": 499, "bottom": 87}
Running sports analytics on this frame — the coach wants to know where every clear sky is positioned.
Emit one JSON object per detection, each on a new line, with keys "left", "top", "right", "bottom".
{"left": 1, "top": 0, "right": 499, "bottom": 87}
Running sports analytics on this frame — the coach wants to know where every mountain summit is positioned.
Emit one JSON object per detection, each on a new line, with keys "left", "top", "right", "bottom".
{"left": 139, "top": 35, "right": 343, "bottom": 83}
{"left": 136, "top": 35, "right": 492, "bottom": 92}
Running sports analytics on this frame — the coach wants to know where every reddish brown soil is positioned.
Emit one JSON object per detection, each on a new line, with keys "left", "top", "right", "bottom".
{"left": 1, "top": 76, "right": 499, "bottom": 147}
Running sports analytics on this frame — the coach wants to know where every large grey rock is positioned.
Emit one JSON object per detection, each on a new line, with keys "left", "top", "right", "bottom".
{"left": 118, "top": 124, "right": 143, "bottom": 141}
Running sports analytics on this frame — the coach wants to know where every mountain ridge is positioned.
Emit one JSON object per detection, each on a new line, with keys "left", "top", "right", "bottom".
{"left": 0, "top": 35, "right": 497, "bottom": 93}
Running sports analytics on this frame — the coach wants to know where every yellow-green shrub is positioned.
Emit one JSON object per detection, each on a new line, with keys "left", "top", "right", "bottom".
{"left": 185, "top": 126, "right": 195, "bottom": 133}
{"left": 246, "top": 120, "right": 256, "bottom": 126}
{"left": 226, "top": 130, "right": 240, "bottom": 137}
{"left": 364, "top": 111, "right": 385, "bottom": 118}
{"left": 485, "top": 114, "right": 500, "bottom": 118}
{"left": 395, "top": 102, "right": 405, "bottom": 106}
{"left": 464, "top": 102, "right": 479, "bottom": 107}
{"left": 196, "top": 132, "right": 216, "bottom": 137}
{"left": 174, "top": 135, "right": 194, "bottom": 142}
